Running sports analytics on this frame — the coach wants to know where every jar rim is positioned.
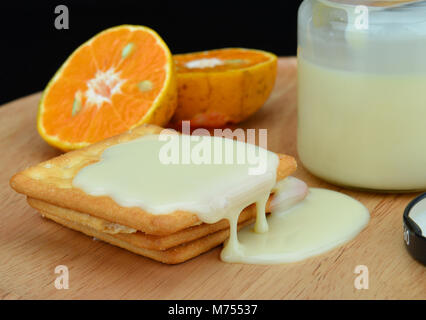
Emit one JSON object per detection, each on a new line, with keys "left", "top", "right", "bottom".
{"left": 319, "top": 0, "right": 424, "bottom": 8}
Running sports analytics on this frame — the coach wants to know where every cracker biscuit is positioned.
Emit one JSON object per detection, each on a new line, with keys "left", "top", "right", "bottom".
{"left": 10, "top": 124, "right": 297, "bottom": 235}
{"left": 40, "top": 211, "right": 254, "bottom": 264}
{"left": 28, "top": 198, "right": 137, "bottom": 234}
{"left": 28, "top": 196, "right": 271, "bottom": 250}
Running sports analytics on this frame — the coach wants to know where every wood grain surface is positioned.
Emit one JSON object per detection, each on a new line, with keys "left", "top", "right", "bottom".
{"left": 0, "top": 58, "right": 424, "bottom": 300}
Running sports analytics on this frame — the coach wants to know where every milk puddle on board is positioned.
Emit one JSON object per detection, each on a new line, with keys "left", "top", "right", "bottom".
{"left": 221, "top": 177, "right": 370, "bottom": 264}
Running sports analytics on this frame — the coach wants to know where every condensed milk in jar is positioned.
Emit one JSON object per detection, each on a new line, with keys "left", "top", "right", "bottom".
{"left": 297, "top": 0, "right": 426, "bottom": 191}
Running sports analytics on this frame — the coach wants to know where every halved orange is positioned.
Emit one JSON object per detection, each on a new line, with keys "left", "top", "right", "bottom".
{"left": 172, "top": 48, "right": 277, "bottom": 127}
{"left": 38, "top": 25, "right": 177, "bottom": 151}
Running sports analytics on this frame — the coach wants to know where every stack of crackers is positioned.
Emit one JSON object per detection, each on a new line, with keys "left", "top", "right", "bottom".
{"left": 10, "top": 125, "right": 297, "bottom": 264}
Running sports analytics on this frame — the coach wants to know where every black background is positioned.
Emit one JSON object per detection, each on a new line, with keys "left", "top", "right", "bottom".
{"left": 0, "top": 0, "right": 302, "bottom": 105}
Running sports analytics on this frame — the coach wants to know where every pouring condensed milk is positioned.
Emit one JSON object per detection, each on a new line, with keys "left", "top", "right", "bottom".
{"left": 298, "top": 0, "right": 426, "bottom": 191}
{"left": 73, "top": 133, "right": 370, "bottom": 264}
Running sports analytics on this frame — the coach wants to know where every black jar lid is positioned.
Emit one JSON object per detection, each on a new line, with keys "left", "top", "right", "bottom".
{"left": 403, "top": 193, "right": 426, "bottom": 266}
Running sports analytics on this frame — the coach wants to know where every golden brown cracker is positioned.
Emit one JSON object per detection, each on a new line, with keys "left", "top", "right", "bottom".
{"left": 27, "top": 197, "right": 270, "bottom": 250}
{"left": 11, "top": 124, "right": 297, "bottom": 235}
{"left": 28, "top": 198, "right": 137, "bottom": 234}
{"left": 40, "top": 210, "right": 254, "bottom": 264}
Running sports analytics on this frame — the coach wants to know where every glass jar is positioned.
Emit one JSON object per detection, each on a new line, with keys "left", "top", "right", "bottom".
{"left": 297, "top": 0, "right": 426, "bottom": 192}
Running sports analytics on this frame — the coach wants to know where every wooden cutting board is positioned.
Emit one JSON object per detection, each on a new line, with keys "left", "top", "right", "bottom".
{"left": 0, "top": 58, "right": 424, "bottom": 300}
